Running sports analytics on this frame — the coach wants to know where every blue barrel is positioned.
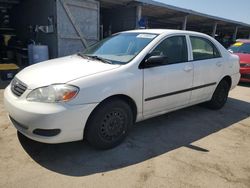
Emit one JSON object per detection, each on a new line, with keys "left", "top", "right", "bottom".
{"left": 28, "top": 45, "right": 49, "bottom": 64}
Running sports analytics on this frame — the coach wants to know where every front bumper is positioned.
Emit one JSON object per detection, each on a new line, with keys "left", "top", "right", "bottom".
{"left": 240, "top": 67, "right": 250, "bottom": 82}
{"left": 240, "top": 74, "right": 250, "bottom": 82}
{"left": 4, "top": 85, "right": 98, "bottom": 143}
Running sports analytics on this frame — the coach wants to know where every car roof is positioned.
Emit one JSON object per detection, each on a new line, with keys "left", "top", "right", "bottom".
{"left": 122, "top": 29, "right": 207, "bottom": 36}
{"left": 235, "top": 39, "right": 250, "bottom": 43}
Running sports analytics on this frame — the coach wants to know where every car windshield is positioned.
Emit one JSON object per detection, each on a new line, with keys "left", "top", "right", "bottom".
{"left": 228, "top": 42, "right": 250, "bottom": 54}
{"left": 80, "top": 33, "right": 158, "bottom": 64}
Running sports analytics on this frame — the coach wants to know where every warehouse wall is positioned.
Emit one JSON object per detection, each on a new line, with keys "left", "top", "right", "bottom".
{"left": 12, "top": 0, "right": 58, "bottom": 59}
{"left": 56, "top": 0, "right": 99, "bottom": 57}
{"left": 102, "top": 7, "right": 136, "bottom": 35}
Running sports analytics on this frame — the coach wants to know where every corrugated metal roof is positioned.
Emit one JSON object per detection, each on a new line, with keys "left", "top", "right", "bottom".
{"left": 100, "top": 0, "right": 250, "bottom": 29}
{"left": 136, "top": 0, "right": 250, "bottom": 28}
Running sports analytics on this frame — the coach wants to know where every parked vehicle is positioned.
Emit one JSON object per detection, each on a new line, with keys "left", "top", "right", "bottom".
{"left": 228, "top": 39, "right": 250, "bottom": 82}
{"left": 4, "top": 29, "right": 240, "bottom": 149}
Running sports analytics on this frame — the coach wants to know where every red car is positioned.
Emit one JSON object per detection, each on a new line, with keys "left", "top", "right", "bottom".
{"left": 228, "top": 40, "right": 250, "bottom": 83}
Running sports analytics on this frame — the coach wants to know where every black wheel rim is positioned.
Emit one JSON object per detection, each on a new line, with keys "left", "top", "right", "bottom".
{"left": 99, "top": 110, "right": 126, "bottom": 142}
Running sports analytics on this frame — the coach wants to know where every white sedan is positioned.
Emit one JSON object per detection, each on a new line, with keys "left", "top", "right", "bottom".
{"left": 4, "top": 29, "right": 240, "bottom": 149}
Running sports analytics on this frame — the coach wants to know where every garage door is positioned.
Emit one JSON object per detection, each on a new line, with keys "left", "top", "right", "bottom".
{"left": 57, "top": 0, "right": 99, "bottom": 57}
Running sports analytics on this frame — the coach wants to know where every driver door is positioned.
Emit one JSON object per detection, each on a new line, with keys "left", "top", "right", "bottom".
{"left": 142, "top": 35, "right": 194, "bottom": 118}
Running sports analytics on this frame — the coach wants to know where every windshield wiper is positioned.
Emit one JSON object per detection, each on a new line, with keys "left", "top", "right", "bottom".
{"left": 242, "top": 51, "right": 250, "bottom": 54}
{"left": 88, "top": 55, "right": 113, "bottom": 64}
{"left": 77, "top": 53, "right": 112, "bottom": 64}
{"left": 77, "top": 52, "right": 91, "bottom": 59}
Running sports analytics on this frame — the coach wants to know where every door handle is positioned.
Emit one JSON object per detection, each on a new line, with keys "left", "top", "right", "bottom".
{"left": 216, "top": 62, "right": 223, "bottom": 67}
{"left": 184, "top": 65, "right": 193, "bottom": 72}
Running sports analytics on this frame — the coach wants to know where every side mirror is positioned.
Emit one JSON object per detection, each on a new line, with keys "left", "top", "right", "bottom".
{"left": 140, "top": 55, "right": 168, "bottom": 69}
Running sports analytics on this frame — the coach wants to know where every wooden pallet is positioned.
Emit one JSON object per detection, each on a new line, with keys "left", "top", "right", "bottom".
{"left": 0, "top": 63, "right": 19, "bottom": 70}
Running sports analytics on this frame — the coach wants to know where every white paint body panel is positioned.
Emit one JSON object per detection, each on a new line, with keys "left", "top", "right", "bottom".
{"left": 143, "top": 61, "right": 193, "bottom": 118}
{"left": 17, "top": 55, "right": 121, "bottom": 89}
{"left": 4, "top": 29, "right": 240, "bottom": 143}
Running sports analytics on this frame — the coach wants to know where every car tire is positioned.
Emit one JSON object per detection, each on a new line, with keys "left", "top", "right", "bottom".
{"left": 205, "top": 80, "right": 230, "bottom": 110}
{"left": 85, "top": 99, "right": 133, "bottom": 149}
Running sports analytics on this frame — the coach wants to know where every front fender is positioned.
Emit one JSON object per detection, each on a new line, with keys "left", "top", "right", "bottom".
{"left": 67, "top": 66, "right": 143, "bottom": 118}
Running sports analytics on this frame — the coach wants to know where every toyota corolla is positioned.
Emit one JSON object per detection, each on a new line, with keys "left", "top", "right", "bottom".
{"left": 4, "top": 29, "right": 240, "bottom": 149}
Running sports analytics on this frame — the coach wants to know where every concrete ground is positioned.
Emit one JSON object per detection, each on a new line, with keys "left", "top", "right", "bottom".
{"left": 0, "top": 82, "right": 250, "bottom": 188}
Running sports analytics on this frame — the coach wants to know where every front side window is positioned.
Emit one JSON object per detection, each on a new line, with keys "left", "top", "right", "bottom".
{"left": 190, "top": 36, "right": 221, "bottom": 61}
{"left": 150, "top": 36, "right": 188, "bottom": 64}
{"left": 81, "top": 33, "right": 158, "bottom": 64}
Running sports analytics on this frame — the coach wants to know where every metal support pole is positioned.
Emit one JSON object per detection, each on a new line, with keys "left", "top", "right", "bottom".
{"left": 212, "top": 23, "right": 217, "bottom": 38}
{"left": 136, "top": 5, "right": 142, "bottom": 28}
{"left": 233, "top": 26, "right": 238, "bottom": 41}
{"left": 182, "top": 15, "right": 188, "bottom": 30}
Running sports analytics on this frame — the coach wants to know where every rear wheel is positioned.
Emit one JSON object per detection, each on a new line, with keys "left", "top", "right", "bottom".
{"left": 85, "top": 99, "right": 133, "bottom": 149}
{"left": 205, "top": 80, "right": 230, "bottom": 110}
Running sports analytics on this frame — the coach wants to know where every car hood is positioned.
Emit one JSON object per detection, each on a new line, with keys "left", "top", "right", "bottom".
{"left": 234, "top": 53, "right": 250, "bottom": 63}
{"left": 16, "top": 55, "right": 121, "bottom": 89}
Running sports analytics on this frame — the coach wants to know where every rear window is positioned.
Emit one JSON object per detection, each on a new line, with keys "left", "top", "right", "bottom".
{"left": 228, "top": 42, "right": 250, "bottom": 54}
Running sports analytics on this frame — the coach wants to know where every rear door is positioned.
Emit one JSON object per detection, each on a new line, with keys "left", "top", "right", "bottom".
{"left": 188, "top": 36, "right": 224, "bottom": 103}
{"left": 143, "top": 35, "right": 194, "bottom": 118}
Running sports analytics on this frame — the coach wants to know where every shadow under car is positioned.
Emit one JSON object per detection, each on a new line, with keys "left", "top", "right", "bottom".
{"left": 18, "top": 97, "right": 250, "bottom": 177}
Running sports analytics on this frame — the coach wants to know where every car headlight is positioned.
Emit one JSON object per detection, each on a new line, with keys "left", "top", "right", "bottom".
{"left": 27, "top": 84, "right": 79, "bottom": 103}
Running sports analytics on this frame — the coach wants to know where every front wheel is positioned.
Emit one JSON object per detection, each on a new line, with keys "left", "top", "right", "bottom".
{"left": 205, "top": 80, "right": 230, "bottom": 110}
{"left": 85, "top": 99, "right": 133, "bottom": 149}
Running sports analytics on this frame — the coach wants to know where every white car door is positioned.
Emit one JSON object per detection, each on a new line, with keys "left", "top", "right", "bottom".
{"left": 142, "top": 35, "right": 194, "bottom": 118}
{"left": 188, "top": 36, "right": 224, "bottom": 104}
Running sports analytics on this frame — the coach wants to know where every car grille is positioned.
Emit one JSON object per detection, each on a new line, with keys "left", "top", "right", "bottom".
{"left": 241, "top": 74, "right": 250, "bottom": 79}
{"left": 11, "top": 78, "right": 27, "bottom": 97}
{"left": 240, "top": 63, "right": 250, "bottom": 67}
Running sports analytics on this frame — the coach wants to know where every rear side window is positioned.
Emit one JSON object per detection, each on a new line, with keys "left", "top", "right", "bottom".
{"left": 151, "top": 36, "right": 188, "bottom": 64}
{"left": 190, "top": 36, "right": 221, "bottom": 61}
